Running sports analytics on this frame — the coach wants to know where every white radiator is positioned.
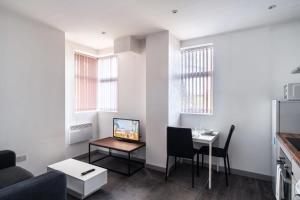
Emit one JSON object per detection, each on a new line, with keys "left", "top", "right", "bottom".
{"left": 69, "top": 123, "right": 93, "bottom": 144}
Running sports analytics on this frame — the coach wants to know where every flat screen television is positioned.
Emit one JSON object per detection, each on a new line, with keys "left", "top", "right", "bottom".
{"left": 113, "top": 118, "right": 140, "bottom": 141}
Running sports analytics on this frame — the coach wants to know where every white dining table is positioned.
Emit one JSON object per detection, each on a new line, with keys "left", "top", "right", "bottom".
{"left": 192, "top": 129, "right": 220, "bottom": 189}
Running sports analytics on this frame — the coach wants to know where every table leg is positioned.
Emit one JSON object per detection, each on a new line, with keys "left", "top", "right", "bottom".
{"left": 209, "top": 142, "right": 212, "bottom": 189}
{"left": 216, "top": 137, "right": 220, "bottom": 173}
{"left": 89, "top": 144, "right": 91, "bottom": 163}
{"left": 109, "top": 148, "right": 111, "bottom": 156}
{"left": 128, "top": 152, "right": 131, "bottom": 176}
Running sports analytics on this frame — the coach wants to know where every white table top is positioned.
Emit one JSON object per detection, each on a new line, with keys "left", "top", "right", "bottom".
{"left": 192, "top": 129, "right": 220, "bottom": 143}
{"left": 48, "top": 159, "right": 107, "bottom": 181}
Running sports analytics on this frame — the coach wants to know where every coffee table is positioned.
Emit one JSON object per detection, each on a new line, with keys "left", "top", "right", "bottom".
{"left": 89, "top": 137, "right": 145, "bottom": 176}
{"left": 47, "top": 159, "right": 107, "bottom": 199}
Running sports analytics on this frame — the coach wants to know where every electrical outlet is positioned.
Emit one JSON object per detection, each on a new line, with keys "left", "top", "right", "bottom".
{"left": 16, "top": 155, "right": 27, "bottom": 162}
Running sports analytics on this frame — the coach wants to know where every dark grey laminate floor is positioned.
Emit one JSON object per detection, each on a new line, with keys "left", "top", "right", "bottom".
{"left": 68, "top": 153, "right": 275, "bottom": 200}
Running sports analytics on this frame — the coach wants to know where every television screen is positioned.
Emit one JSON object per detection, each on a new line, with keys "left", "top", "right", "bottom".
{"left": 113, "top": 118, "right": 140, "bottom": 141}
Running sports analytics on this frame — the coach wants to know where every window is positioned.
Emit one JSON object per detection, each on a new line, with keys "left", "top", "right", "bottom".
{"left": 181, "top": 45, "right": 213, "bottom": 114}
{"left": 74, "top": 53, "right": 98, "bottom": 112}
{"left": 98, "top": 55, "right": 118, "bottom": 112}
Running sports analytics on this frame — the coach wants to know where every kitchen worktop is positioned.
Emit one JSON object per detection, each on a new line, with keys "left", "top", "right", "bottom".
{"left": 277, "top": 132, "right": 300, "bottom": 166}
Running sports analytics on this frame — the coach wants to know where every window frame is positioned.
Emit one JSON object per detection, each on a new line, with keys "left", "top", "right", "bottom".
{"left": 180, "top": 44, "right": 214, "bottom": 115}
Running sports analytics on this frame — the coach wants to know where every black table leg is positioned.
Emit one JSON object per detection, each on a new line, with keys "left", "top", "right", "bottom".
{"left": 88, "top": 144, "right": 91, "bottom": 163}
{"left": 128, "top": 152, "right": 131, "bottom": 176}
{"left": 197, "top": 153, "right": 199, "bottom": 176}
{"left": 109, "top": 148, "right": 111, "bottom": 156}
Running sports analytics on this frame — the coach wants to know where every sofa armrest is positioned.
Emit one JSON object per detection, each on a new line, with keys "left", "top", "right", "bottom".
{"left": 0, "top": 150, "right": 16, "bottom": 169}
{"left": 0, "top": 171, "right": 67, "bottom": 200}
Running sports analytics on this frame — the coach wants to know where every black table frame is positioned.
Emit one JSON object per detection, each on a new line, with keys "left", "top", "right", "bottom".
{"left": 88, "top": 143, "right": 145, "bottom": 176}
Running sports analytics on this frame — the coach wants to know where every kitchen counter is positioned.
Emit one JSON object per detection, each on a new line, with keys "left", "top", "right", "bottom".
{"left": 277, "top": 132, "right": 300, "bottom": 166}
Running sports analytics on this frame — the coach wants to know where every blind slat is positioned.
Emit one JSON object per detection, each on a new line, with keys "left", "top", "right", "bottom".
{"left": 99, "top": 55, "right": 118, "bottom": 112}
{"left": 75, "top": 53, "right": 97, "bottom": 112}
{"left": 181, "top": 46, "right": 213, "bottom": 114}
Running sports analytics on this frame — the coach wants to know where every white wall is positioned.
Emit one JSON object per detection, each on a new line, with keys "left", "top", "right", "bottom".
{"left": 168, "top": 34, "right": 181, "bottom": 127}
{"left": 146, "top": 31, "right": 182, "bottom": 168}
{"left": 181, "top": 20, "right": 300, "bottom": 176}
{"left": 65, "top": 41, "right": 99, "bottom": 158}
{"left": 97, "top": 47, "right": 146, "bottom": 158}
{"left": 146, "top": 31, "right": 170, "bottom": 168}
{"left": 270, "top": 21, "right": 300, "bottom": 98}
{"left": 0, "top": 8, "right": 65, "bottom": 175}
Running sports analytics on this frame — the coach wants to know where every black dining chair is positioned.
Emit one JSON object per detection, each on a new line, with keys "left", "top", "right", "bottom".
{"left": 165, "top": 126, "right": 198, "bottom": 187}
{"left": 198, "top": 125, "right": 235, "bottom": 186}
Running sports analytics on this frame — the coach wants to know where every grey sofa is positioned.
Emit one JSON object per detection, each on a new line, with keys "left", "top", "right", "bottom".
{"left": 0, "top": 150, "right": 67, "bottom": 200}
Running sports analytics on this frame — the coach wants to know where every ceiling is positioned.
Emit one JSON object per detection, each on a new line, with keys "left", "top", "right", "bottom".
{"left": 1, "top": 0, "right": 300, "bottom": 49}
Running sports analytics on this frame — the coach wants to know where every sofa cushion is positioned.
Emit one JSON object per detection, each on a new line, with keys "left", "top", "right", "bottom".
{"left": 0, "top": 171, "right": 67, "bottom": 200}
{"left": 0, "top": 166, "right": 33, "bottom": 189}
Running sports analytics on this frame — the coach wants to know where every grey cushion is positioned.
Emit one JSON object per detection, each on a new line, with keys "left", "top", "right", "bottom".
{"left": 0, "top": 166, "right": 33, "bottom": 189}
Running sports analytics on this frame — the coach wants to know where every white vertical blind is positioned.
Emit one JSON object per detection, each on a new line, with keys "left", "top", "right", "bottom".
{"left": 74, "top": 53, "right": 98, "bottom": 112}
{"left": 98, "top": 55, "right": 118, "bottom": 112}
{"left": 181, "top": 45, "right": 213, "bottom": 114}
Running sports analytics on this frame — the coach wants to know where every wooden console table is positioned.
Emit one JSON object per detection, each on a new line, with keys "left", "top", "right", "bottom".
{"left": 89, "top": 137, "right": 145, "bottom": 176}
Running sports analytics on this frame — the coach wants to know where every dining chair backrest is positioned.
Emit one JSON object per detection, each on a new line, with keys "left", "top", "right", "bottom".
{"left": 167, "top": 127, "right": 194, "bottom": 159}
{"left": 224, "top": 125, "right": 235, "bottom": 153}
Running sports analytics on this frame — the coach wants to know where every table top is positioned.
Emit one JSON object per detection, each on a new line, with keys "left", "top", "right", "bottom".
{"left": 47, "top": 159, "right": 107, "bottom": 181}
{"left": 192, "top": 129, "right": 220, "bottom": 144}
{"left": 89, "top": 137, "right": 146, "bottom": 152}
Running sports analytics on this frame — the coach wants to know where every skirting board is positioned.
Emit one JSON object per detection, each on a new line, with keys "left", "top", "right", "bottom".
{"left": 163, "top": 159, "right": 272, "bottom": 181}
{"left": 74, "top": 151, "right": 271, "bottom": 181}
{"left": 146, "top": 163, "right": 167, "bottom": 173}
{"left": 200, "top": 163, "right": 271, "bottom": 181}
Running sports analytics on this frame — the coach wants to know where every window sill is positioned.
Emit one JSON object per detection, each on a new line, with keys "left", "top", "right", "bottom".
{"left": 180, "top": 112, "right": 213, "bottom": 116}
{"left": 75, "top": 110, "right": 98, "bottom": 114}
{"left": 99, "top": 111, "right": 118, "bottom": 113}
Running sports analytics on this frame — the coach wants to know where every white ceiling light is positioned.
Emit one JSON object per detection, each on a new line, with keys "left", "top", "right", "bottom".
{"left": 268, "top": 4, "right": 277, "bottom": 10}
{"left": 171, "top": 9, "right": 178, "bottom": 14}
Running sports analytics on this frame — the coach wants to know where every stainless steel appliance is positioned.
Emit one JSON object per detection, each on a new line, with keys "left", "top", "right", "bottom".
{"left": 277, "top": 149, "right": 292, "bottom": 200}
{"left": 284, "top": 83, "right": 300, "bottom": 100}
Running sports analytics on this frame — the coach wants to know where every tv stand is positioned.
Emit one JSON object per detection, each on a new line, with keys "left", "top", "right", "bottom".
{"left": 88, "top": 137, "right": 145, "bottom": 176}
